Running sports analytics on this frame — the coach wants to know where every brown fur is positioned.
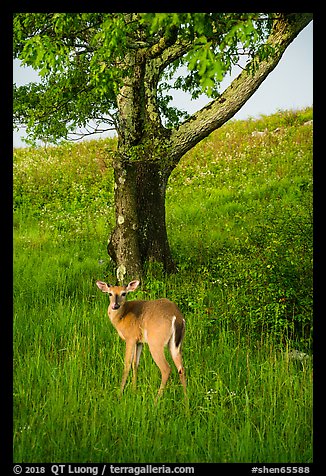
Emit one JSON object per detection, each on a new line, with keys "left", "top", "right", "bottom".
{"left": 96, "top": 279, "right": 186, "bottom": 400}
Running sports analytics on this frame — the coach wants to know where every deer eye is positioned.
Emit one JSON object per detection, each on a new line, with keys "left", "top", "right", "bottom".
{"left": 108, "top": 292, "right": 113, "bottom": 296}
{"left": 121, "top": 292, "right": 127, "bottom": 297}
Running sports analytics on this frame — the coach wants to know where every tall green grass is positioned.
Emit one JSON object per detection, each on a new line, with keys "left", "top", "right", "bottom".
{"left": 13, "top": 108, "right": 313, "bottom": 463}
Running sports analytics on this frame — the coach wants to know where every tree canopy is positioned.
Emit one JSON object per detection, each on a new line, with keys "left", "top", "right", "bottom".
{"left": 13, "top": 12, "right": 280, "bottom": 143}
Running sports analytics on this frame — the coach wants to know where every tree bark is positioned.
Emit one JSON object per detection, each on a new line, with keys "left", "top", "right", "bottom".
{"left": 107, "top": 43, "right": 178, "bottom": 282}
{"left": 135, "top": 160, "right": 175, "bottom": 273}
{"left": 107, "top": 158, "right": 142, "bottom": 281}
{"left": 107, "top": 157, "right": 175, "bottom": 282}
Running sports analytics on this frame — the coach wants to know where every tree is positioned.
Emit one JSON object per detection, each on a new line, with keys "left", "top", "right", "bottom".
{"left": 13, "top": 13, "right": 313, "bottom": 281}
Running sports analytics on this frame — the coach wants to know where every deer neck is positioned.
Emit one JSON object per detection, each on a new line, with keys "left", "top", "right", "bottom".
{"left": 108, "top": 304, "right": 127, "bottom": 326}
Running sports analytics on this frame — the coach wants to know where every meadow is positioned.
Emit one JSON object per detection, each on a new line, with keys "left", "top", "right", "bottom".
{"left": 13, "top": 108, "right": 313, "bottom": 463}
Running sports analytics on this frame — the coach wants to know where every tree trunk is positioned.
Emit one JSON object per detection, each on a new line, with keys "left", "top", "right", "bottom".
{"left": 135, "top": 160, "right": 176, "bottom": 273}
{"left": 107, "top": 157, "right": 142, "bottom": 282}
{"left": 107, "top": 156, "right": 175, "bottom": 282}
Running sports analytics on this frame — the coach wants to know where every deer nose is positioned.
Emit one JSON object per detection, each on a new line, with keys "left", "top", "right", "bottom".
{"left": 112, "top": 303, "right": 120, "bottom": 310}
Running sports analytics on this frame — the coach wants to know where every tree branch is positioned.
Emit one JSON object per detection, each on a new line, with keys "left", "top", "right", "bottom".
{"left": 169, "top": 13, "right": 313, "bottom": 163}
{"left": 67, "top": 124, "right": 116, "bottom": 141}
{"left": 158, "top": 38, "right": 192, "bottom": 71}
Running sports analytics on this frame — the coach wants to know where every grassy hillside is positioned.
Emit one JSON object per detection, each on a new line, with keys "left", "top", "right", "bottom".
{"left": 13, "top": 108, "right": 313, "bottom": 463}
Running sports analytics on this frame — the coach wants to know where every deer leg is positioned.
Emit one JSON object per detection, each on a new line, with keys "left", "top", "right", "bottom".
{"left": 120, "top": 340, "right": 136, "bottom": 397}
{"left": 170, "top": 349, "right": 187, "bottom": 397}
{"left": 132, "top": 343, "right": 143, "bottom": 390}
{"left": 148, "top": 343, "right": 171, "bottom": 401}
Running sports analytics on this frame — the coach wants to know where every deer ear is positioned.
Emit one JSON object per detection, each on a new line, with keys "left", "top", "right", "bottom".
{"left": 126, "top": 280, "right": 140, "bottom": 292}
{"left": 96, "top": 280, "right": 110, "bottom": 293}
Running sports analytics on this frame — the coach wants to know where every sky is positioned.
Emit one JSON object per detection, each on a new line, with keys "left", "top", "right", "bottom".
{"left": 13, "top": 21, "right": 313, "bottom": 148}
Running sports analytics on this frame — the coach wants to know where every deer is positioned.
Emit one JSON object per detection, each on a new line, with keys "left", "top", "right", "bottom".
{"left": 96, "top": 279, "right": 186, "bottom": 401}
